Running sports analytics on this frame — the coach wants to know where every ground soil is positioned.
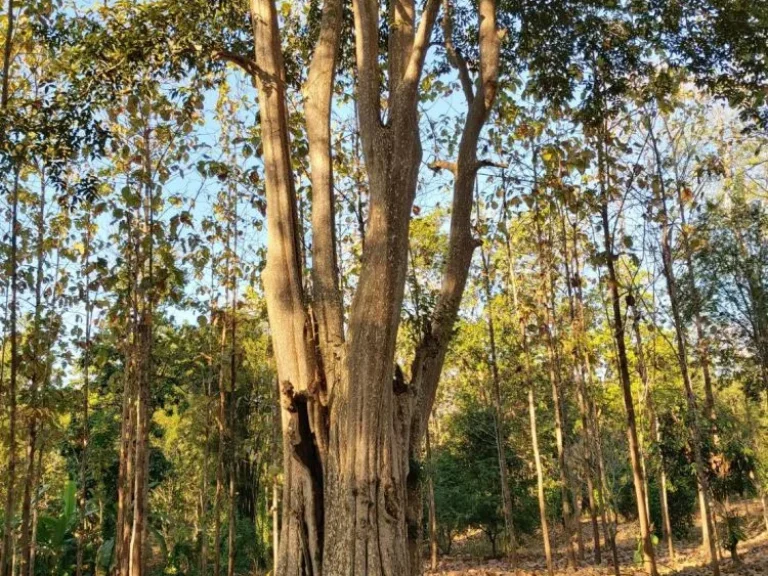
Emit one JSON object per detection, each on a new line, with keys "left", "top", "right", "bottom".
{"left": 426, "top": 500, "right": 768, "bottom": 576}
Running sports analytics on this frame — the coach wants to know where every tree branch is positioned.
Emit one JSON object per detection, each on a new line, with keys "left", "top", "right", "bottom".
{"left": 214, "top": 49, "right": 261, "bottom": 78}
{"left": 428, "top": 159, "right": 457, "bottom": 174}
{"left": 352, "top": 0, "right": 383, "bottom": 145}
{"left": 400, "top": 0, "right": 441, "bottom": 99}
{"left": 304, "top": 0, "right": 345, "bottom": 396}
{"left": 441, "top": 0, "right": 474, "bottom": 106}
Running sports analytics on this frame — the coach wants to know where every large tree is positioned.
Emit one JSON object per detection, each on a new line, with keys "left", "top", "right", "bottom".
{"left": 247, "top": 0, "right": 502, "bottom": 573}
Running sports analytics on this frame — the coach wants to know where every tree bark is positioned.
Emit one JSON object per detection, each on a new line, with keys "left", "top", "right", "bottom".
{"left": 533, "top": 186, "right": 578, "bottom": 570}
{"left": 673, "top": 171, "right": 719, "bottom": 562}
{"left": 19, "top": 178, "right": 49, "bottom": 576}
{"left": 503, "top": 189, "right": 554, "bottom": 576}
{"left": 76, "top": 214, "right": 93, "bottom": 576}
{"left": 425, "top": 427, "right": 438, "bottom": 572}
{"left": 561, "top": 213, "right": 602, "bottom": 566}
{"left": 596, "top": 134, "right": 659, "bottom": 576}
{"left": 246, "top": 0, "right": 500, "bottom": 573}
{"left": 227, "top": 207, "right": 238, "bottom": 576}
{"left": 529, "top": 387, "right": 554, "bottom": 576}
{"left": 214, "top": 317, "right": 227, "bottom": 576}
{"left": 127, "top": 120, "right": 156, "bottom": 576}
{"left": 1, "top": 169, "right": 20, "bottom": 576}
{"left": 479, "top": 244, "right": 517, "bottom": 565}
{"left": 1, "top": 1, "right": 17, "bottom": 568}
{"left": 650, "top": 125, "right": 720, "bottom": 576}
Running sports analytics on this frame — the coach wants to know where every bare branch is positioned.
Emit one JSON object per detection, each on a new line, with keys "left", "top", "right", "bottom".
{"left": 476, "top": 158, "right": 508, "bottom": 171}
{"left": 429, "top": 159, "right": 457, "bottom": 174}
{"left": 441, "top": 0, "right": 474, "bottom": 105}
{"left": 214, "top": 49, "right": 261, "bottom": 78}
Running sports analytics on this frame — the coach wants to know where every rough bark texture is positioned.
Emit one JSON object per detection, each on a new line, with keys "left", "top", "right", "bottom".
{"left": 247, "top": 0, "right": 500, "bottom": 573}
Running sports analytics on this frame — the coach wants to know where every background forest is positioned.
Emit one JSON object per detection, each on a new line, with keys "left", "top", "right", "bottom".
{"left": 1, "top": 1, "right": 768, "bottom": 576}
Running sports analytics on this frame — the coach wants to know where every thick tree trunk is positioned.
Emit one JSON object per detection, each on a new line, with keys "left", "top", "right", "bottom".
{"left": 596, "top": 140, "right": 658, "bottom": 575}
{"left": 247, "top": 0, "right": 498, "bottom": 573}
{"left": 129, "top": 316, "right": 151, "bottom": 576}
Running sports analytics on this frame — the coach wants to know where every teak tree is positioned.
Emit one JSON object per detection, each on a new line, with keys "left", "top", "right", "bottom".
{"left": 243, "top": 0, "right": 501, "bottom": 573}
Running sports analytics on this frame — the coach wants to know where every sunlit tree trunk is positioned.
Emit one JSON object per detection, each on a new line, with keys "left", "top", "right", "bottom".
{"left": 650, "top": 125, "right": 720, "bottom": 576}
{"left": 533, "top": 182, "right": 577, "bottom": 570}
{"left": 479, "top": 244, "right": 518, "bottom": 565}
{"left": 673, "top": 175, "right": 719, "bottom": 562}
{"left": 629, "top": 299, "right": 675, "bottom": 561}
{"left": 571, "top": 225, "right": 617, "bottom": 572}
{"left": 76, "top": 212, "right": 93, "bottom": 576}
{"left": 1, "top": 169, "right": 20, "bottom": 576}
{"left": 127, "top": 121, "right": 156, "bottom": 576}
{"left": 213, "top": 317, "right": 227, "bottom": 576}
{"left": 503, "top": 194, "right": 554, "bottom": 576}
{"left": 1, "top": 2, "right": 18, "bottom": 570}
{"left": 425, "top": 426, "right": 438, "bottom": 572}
{"left": 596, "top": 129, "right": 658, "bottom": 576}
{"left": 227, "top": 200, "right": 238, "bottom": 576}
{"left": 19, "top": 177, "right": 48, "bottom": 576}
{"left": 560, "top": 212, "right": 601, "bottom": 565}
{"left": 245, "top": 0, "right": 499, "bottom": 573}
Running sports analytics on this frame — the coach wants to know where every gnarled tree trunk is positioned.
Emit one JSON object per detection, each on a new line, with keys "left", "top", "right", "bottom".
{"left": 246, "top": 0, "right": 501, "bottom": 573}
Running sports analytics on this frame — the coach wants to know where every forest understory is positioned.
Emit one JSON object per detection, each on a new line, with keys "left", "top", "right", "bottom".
{"left": 429, "top": 502, "right": 768, "bottom": 576}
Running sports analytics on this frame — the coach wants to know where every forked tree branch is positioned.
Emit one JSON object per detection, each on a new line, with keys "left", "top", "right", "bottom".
{"left": 400, "top": 0, "right": 441, "bottom": 103}
{"left": 441, "top": 0, "right": 474, "bottom": 106}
